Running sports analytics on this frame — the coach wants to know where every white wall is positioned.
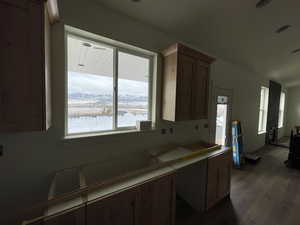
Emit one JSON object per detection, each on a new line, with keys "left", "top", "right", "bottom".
{"left": 0, "top": 1, "right": 277, "bottom": 224}
{"left": 285, "top": 86, "right": 300, "bottom": 136}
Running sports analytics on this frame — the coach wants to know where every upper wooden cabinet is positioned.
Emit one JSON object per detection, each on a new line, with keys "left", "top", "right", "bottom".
{"left": 162, "top": 43, "right": 215, "bottom": 121}
{"left": 0, "top": 0, "right": 59, "bottom": 132}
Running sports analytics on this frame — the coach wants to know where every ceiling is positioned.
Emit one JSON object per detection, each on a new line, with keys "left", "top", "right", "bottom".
{"left": 95, "top": 0, "right": 300, "bottom": 88}
{"left": 68, "top": 35, "right": 150, "bottom": 82}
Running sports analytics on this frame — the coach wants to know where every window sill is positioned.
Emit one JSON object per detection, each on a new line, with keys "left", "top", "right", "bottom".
{"left": 258, "top": 131, "right": 266, "bottom": 135}
{"left": 63, "top": 128, "right": 156, "bottom": 140}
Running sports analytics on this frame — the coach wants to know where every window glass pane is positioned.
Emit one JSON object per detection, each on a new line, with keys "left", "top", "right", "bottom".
{"left": 117, "top": 52, "right": 150, "bottom": 128}
{"left": 258, "top": 87, "right": 269, "bottom": 133}
{"left": 278, "top": 92, "right": 286, "bottom": 128}
{"left": 67, "top": 36, "right": 114, "bottom": 134}
{"left": 217, "top": 96, "right": 228, "bottom": 104}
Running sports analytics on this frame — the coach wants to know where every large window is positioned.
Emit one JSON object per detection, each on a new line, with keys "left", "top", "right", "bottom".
{"left": 278, "top": 92, "right": 286, "bottom": 128}
{"left": 66, "top": 33, "right": 154, "bottom": 135}
{"left": 258, "top": 86, "right": 269, "bottom": 134}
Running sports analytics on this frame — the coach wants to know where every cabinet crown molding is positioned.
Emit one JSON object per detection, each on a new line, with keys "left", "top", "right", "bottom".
{"left": 162, "top": 43, "right": 215, "bottom": 64}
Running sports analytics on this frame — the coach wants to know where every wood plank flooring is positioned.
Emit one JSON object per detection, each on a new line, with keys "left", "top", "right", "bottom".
{"left": 176, "top": 145, "right": 300, "bottom": 225}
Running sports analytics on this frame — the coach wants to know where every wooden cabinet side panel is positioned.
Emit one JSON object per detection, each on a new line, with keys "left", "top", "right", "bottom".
{"left": 162, "top": 53, "right": 178, "bottom": 121}
{"left": 175, "top": 54, "right": 195, "bottom": 121}
{"left": 139, "top": 175, "right": 175, "bottom": 225}
{"left": 87, "top": 188, "right": 138, "bottom": 225}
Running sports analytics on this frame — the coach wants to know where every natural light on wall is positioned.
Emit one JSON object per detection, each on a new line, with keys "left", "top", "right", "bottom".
{"left": 66, "top": 33, "right": 153, "bottom": 135}
{"left": 258, "top": 86, "right": 269, "bottom": 134}
{"left": 278, "top": 92, "right": 286, "bottom": 128}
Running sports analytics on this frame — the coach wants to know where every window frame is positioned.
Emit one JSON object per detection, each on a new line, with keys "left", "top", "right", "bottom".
{"left": 258, "top": 86, "right": 269, "bottom": 134}
{"left": 64, "top": 30, "right": 155, "bottom": 137}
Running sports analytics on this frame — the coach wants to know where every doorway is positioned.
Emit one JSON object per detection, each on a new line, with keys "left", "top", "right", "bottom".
{"left": 215, "top": 97, "right": 228, "bottom": 146}
{"left": 211, "top": 88, "right": 233, "bottom": 147}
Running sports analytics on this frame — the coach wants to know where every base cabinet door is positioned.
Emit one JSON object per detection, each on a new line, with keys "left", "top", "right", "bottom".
{"left": 139, "top": 175, "right": 175, "bottom": 225}
{"left": 87, "top": 188, "right": 139, "bottom": 225}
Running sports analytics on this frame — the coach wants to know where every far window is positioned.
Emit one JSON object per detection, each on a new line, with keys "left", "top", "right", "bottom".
{"left": 258, "top": 86, "right": 269, "bottom": 134}
{"left": 66, "top": 33, "right": 154, "bottom": 135}
{"left": 278, "top": 92, "right": 286, "bottom": 128}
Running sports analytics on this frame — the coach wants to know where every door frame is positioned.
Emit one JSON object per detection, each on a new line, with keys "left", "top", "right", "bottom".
{"left": 209, "top": 87, "right": 233, "bottom": 146}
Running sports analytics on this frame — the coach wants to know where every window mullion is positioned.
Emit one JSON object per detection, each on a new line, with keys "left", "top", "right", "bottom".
{"left": 113, "top": 48, "right": 119, "bottom": 130}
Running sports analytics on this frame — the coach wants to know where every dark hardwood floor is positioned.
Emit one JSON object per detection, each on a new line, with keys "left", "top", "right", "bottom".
{"left": 177, "top": 145, "right": 300, "bottom": 225}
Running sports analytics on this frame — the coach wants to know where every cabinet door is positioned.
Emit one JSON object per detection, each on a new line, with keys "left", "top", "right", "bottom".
{"left": 218, "top": 151, "right": 232, "bottom": 199}
{"left": 176, "top": 54, "right": 195, "bottom": 121}
{"left": 191, "top": 61, "right": 210, "bottom": 120}
{"left": 87, "top": 188, "right": 139, "bottom": 225}
{"left": 139, "top": 175, "right": 175, "bottom": 225}
{"left": 206, "top": 155, "right": 220, "bottom": 210}
{"left": 0, "top": 0, "right": 45, "bottom": 132}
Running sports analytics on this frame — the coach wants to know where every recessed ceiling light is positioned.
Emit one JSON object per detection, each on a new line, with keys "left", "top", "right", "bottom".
{"left": 256, "top": 0, "right": 273, "bottom": 8}
{"left": 94, "top": 47, "right": 106, "bottom": 50}
{"left": 276, "top": 25, "right": 291, "bottom": 33}
{"left": 291, "top": 49, "right": 300, "bottom": 54}
{"left": 82, "top": 43, "right": 92, "bottom": 47}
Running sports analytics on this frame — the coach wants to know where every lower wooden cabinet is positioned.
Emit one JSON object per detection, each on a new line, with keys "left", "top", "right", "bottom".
{"left": 139, "top": 175, "right": 175, "bottom": 225}
{"left": 87, "top": 188, "right": 139, "bottom": 225}
{"left": 87, "top": 174, "right": 175, "bottom": 225}
{"left": 206, "top": 150, "right": 232, "bottom": 210}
